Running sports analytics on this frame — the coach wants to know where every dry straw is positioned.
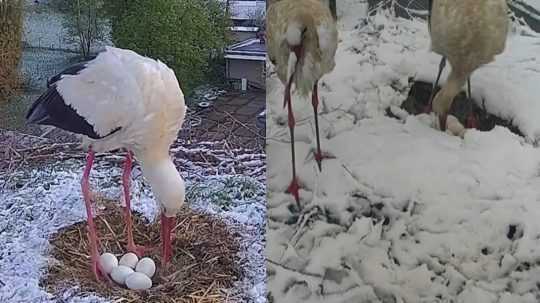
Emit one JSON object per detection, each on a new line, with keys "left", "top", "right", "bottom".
{"left": 41, "top": 197, "right": 245, "bottom": 303}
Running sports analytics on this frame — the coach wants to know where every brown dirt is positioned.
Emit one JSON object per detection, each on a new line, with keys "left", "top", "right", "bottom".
{"left": 397, "top": 79, "right": 523, "bottom": 136}
{"left": 40, "top": 198, "right": 245, "bottom": 303}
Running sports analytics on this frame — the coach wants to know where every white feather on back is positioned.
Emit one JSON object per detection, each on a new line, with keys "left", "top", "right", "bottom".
{"left": 57, "top": 47, "right": 185, "bottom": 154}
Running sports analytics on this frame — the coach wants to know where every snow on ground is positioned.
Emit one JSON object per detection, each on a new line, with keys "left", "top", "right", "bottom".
{"left": 267, "top": 4, "right": 540, "bottom": 303}
{"left": 0, "top": 141, "right": 265, "bottom": 302}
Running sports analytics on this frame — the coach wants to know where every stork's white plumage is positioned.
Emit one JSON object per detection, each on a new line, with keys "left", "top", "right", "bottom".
{"left": 26, "top": 46, "right": 186, "bottom": 281}
{"left": 427, "top": 0, "right": 509, "bottom": 131}
{"left": 267, "top": 0, "right": 338, "bottom": 207}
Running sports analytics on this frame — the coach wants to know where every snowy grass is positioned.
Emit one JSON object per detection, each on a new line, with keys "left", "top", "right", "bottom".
{"left": 267, "top": 4, "right": 540, "bottom": 303}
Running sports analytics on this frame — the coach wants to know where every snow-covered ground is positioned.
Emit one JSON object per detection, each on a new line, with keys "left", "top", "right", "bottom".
{"left": 0, "top": 140, "right": 265, "bottom": 302}
{"left": 267, "top": 2, "right": 540, "bottom": 303}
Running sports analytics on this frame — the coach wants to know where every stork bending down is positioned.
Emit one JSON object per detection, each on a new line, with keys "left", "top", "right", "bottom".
{"left": 426, "top": 0, "right": 508, "bottom": 131}
{"left": 26, "top": 46, "right": 186, "bottom": 281}
{"left": 267, "top": 0, "right": 338, "bottom": 206}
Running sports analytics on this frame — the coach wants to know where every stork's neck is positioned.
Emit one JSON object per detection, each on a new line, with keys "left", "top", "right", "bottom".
{"left": 433, "top": 70, "right": 468, "bottom": 117}
{"left": 137, "top": 149, "right": 185, "bottom": 217}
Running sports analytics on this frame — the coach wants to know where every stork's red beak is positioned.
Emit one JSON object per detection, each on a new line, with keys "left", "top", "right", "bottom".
{"left": 160, "top": 213, "right": 176, "bottom": 267}
{"left": 439, "top": 113, "right": 448, "bottom": 132}
{"left": 290, "top": 44, "right": 303, "bottom": 61}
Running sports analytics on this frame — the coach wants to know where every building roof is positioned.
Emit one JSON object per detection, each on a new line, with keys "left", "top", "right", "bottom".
{"left": 225, "top": 38, "right": 266, "bottom": 61}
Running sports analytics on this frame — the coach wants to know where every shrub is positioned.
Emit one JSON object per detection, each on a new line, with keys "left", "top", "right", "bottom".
{"left": 49, "top": 0, "right": 108, "bottom": 58}
{"left": 105, "top": 0, "right": 231, "bottom": 95}
{"left": 0, "top": 0, "right": 23, "bottom": 101}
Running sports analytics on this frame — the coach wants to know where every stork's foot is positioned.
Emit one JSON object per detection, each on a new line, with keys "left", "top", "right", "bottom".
{"left": 286, "top": 178, "right": 301, "bottom": 208}
{"left": 126, "top": 243, "right": 148, "bottom": 257}
{"left": 90, "top": 250, "right": 112, "bottom": 283}
{"left": 314, "top": 152, "right": 323, "bottom": 171}
{"left": 314, "top": 151, "right": 336, "bottom": 171}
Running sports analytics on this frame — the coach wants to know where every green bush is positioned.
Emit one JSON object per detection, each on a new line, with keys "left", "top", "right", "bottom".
{"left": 105, "top": 0, "right": 231, "bottom": 95}
{"left": 0, "top": 0, "right": 23, "bottom": 101}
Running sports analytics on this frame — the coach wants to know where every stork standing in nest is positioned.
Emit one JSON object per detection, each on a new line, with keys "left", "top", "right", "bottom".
{"left": 26, "top": 47, "right": 186, "bottom": 281}
{"left": 267, "top": 0, "right": 338, "bottom": 206}
{"left": 427, "top": 0, "right": 508, "bottom": 131}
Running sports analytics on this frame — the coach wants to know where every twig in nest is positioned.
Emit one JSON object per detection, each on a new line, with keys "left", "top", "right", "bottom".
{"left": 99, "top": 216, "right": 123, "bottom": 252}
{"left": 223, "top": 111, "right": 266, "bottom": 139}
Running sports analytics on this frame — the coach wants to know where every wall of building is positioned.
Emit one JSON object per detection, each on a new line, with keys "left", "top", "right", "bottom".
{"left": 226, "top": 59, "right": 265, "bottom": 89}
{"left": 231, "top": 31, "right": 258, "bottom": 43}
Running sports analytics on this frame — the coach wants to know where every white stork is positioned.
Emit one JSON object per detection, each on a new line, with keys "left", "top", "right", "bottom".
{"left": 267, "top": 0, "right": 338, "bottom": 207}
{"left": 426, "top": 0, "right": 509, "bottom": 131}
{"left": 26, "top": 46, "right": 186, "bottom": 281}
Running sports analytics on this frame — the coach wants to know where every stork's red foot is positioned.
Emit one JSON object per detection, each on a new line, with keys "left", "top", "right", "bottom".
{"left": 314, "top": 151, "right": 335, "bottom": 171}
{"left": 314, "top": 152, "right": 323, "bottom": 171}
{"left": 286, "top": 178, "right": 301, "bottom": 208}
{"left": 89, "top": 247, "right": 112, "bottom": 283}
{"left": 126, "top": 242, "right": 147, "bottom": 257}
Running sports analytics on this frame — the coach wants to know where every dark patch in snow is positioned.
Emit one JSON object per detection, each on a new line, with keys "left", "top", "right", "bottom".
{"left": 398, "top": 80, "right": 525, "bottom": 137}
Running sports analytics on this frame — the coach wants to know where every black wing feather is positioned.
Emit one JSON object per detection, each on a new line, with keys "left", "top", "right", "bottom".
{"left": 27, "top": 60, "right": 121, "bottom": 140}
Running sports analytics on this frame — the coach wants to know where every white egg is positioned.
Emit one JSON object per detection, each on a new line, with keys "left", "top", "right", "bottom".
{"left": 110, "top": 265, "right": 134, "bottom": 285}
{"left": 119, "top": 252, "right": 139, "bottom": 269}
{"left": 125, "top": 272, "right": 152, "bottom": 290}
{"left": 99, "top": 253, "right": 118, "bottom": 274}
{"left": 135, "top": 257, "right": 156, "bottom": 278}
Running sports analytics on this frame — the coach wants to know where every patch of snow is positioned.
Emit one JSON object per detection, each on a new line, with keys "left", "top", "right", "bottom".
{"left": 267, "top": 7, "right": 540, "bottom": 303}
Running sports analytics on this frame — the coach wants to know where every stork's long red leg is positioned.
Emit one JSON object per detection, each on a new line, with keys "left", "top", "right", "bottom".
{"left": 160, "top": 213, "right": 176, "bottom": 267}
{"left": 122, "top": 150, "right": 145, "bottom": 256}
{"left": 312, "top": 81, "right": 323, "bottom": 171}
{"left": 284, "top": 73, "right": 301, "bottom": 208}
{"left": 81, "top": 148, "right": 104, "bottom": 281}
{"left": 425, "top": 56, "right": 446, "bottom": 113}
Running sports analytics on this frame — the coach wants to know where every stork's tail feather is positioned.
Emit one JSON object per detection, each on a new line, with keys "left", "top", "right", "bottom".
{"left": 26, "top": 90, "right": 53, "bottom": 125}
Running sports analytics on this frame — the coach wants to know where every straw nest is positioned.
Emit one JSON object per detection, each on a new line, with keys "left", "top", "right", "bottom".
{"left": 40, "top": 197, "right": 244, "bottom": 303}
